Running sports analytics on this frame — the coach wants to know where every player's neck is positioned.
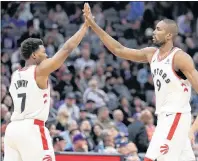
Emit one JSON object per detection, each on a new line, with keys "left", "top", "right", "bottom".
{"left": 25, "top": 59, "right": 37, "bottom": 67}
{"left": 159, "top": 41, "right": 174, "bottom": 56}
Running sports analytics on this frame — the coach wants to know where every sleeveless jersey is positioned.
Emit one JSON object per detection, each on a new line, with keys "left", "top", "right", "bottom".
{"left": 9, "top": 65, "right": 50, "bottom": 122}
{"left": 150, "top": 47, "right": 191, "bottom": 114}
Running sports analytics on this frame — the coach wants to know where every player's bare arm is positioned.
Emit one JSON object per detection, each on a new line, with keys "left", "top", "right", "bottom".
{"left": 174, "top": 50, "right": 198, "bottom": 93}
{"left": 83, "top": 3, "right": 156, "bottom": 63}
{"left": 37, "top": 24, "right": 88, "bottom": 76}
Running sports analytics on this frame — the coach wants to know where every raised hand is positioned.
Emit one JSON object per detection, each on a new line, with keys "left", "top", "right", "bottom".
{"left": 83, "top": 3, "right": 95, "bottom": 26}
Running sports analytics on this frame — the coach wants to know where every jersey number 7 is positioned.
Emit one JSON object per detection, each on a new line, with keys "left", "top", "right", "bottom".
{"left": 18, "top": 93, "right": 26, "bottom": 113}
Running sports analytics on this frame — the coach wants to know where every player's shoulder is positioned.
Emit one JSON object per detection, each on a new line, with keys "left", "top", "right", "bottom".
{"left": 141, "top": 47, "right": 158, "bottom": 63}
{"left": 174, "top": 48, "right": 192, "bottom": 60}
{"left": 174, "top": 48, "right": 194, "bottom": 69}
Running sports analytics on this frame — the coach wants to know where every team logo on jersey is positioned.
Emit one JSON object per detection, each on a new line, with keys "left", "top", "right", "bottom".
{"left": 181, "top": 83, "right": 188, "bottom": 92}
{"left": 164, "top": 59, "right": 170, "bottom": 64}
{"left": 160, "top": 144, "right": 169, "bottom": 155}
{"left": 152, "top": 68, "right": 170, "bottom": 84}
{"left": 43, "top": 155, "right": 52, "bottom": 161}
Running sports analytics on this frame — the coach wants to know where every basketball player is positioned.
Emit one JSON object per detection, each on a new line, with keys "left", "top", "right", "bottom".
{"left": 4, "top": 12, "right": 88, "bottom": 161}
{"left": 83, "top": 3, "right": 198, "bottom": 161}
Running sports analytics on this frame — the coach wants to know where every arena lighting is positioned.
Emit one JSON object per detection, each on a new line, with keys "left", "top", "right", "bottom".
{"left": 55, "top": 152, "right": 125, "bottom": 161}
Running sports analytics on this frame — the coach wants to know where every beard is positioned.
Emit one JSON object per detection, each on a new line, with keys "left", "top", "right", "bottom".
{"left": 152, "top": 38, "right": 166, "bottom": 47}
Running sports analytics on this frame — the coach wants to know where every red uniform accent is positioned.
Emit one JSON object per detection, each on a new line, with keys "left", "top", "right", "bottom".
{"left": 167, "top": 113, "right": 181, "bottom": 140}
{"left": 34, "top": 119, "right": 49, "bottom": 150}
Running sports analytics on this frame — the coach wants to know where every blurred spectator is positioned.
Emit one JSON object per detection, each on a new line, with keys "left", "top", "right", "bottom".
{"left": 92, "top": 3, "right": 105, "bottom": 28}
{"left": 1, "top": 104, "right": 9, "bottom": 123}
{"left": 118, "top": 97, "right": 135, "bottom": 126}
{"left": 103, "top": 75, "right": 119, "bottom": 110}
{"left": 2, "top": 95, "right": 13, "bottom": 111}
{"left": 80, "top": 120, "right": 95, "bottom": 150}
{"left": 56, "top": 108, "right": 70, "bottom": 131}
{"left": 1, "top": 104, "right": 11, "bottom": 134}
{"left": 126, "top": 142, "right": 141, "bottom": 161}
{"left": 113, "top": 109, "right": 128, "bottom": 135}
{"left": 128, "top": 117, "right": 149, "bottom": 153}
{"left": 54, "top": 69, "right": 74, "bottom": 99}
{"left": 58, "top": 92, "right": 80, "bottom": 122}
{"left": 72, "top": 133, "right": 88, "bottom": 152}
{"left": 18, "top": 19, "right": 41, "bottom": 45}
{"left": 47, "top": 123, "right": 60, "bottom": 137}
{"left": 127, "top": 2, "right": 144, "bottom": 22}
{"left": 78, "top": 108, "right": 97, "bottom": 125}
{"left": 1, "top": 26, "right": 16, "bottom": 53}
{"left": 177, "top": 11, "right": 194, "bottom": 36}
{"left": 114, "top": 76, "right": 132, "bottom": 102}
{"left": 53, "top": 135, "right": 67, "bottom": 152}
{"left": 75, "top": 46, "right": 95, "bottom": 71}
{"left": 93, "top": 65, "right": 106, "bottom": 89}
{"left": 69, "top": 6, "right": 83, "bottom": 25}
{"left": 83, "top": 79, "right": 109, "bottom": 108}
{"left": 78, "top": 66, "right": 93, "bottom": 92}
{"left": 92, "top": 123, "right": 104, "bottom": 146}
{"left": 60, "top": 120, "right": 79, "bottom": 150}
{"left": 140, "top": 109, "right": 155, "bottom": 142}
{"left": 17, "top": 2, "right": 33, "bottom": 22}
{"left": 44, "top": 24, "right": 64, "bottom": 48}
{"left": 96, "top": 107, "right": 113, "bottom": 129}
{"left": 101, "top": 129, "right": 117, "bottom": 154}
{"left": 44, "top": 9, "right": 57, "bottom": 29}
{"left": 54, "top": 4, "right": 69, "bottom": 28}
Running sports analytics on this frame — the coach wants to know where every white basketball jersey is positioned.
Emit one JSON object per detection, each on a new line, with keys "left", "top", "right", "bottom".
{"left": 9, "top": 65, "right": 50, "bottom": 122}
{"left": 150, "top": 47, "right": 191, "bottom": 114}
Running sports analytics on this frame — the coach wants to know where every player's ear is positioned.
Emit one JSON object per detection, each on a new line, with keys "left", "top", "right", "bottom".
{"left": 32, "top": 53, "right": 36, "bottom": 59}
{"left": 167, "top": 33, "right": 172, "bottom": 40}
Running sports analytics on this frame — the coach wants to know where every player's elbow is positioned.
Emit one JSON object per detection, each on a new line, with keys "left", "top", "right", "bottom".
{"left": 114, "top": 46, "right": 124, "bottom": 56}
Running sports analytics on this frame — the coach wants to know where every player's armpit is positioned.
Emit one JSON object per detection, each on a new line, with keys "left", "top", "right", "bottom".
{"left": 174, "top": 51, "right": 198, "bottom": 93}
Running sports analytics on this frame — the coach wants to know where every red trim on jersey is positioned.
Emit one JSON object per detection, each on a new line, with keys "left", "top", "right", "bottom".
{"left": 167, "top": 113, "right": 181, "bottom": 140}
{"left": 144, "top": 158, "right": 153, "bottom": 161}
{"left": 34, "top": 119, "right": 49, "bottom": 150}
{"left": 157, "top": 47, "right": 176, "bottom": 62}
{"left": 18, "top": 66, "right": 29, "bottom": 71}
{"left": 44, "top": 100, "right": 47, "bottom": 104}
{"left": 172, "top": 52, "right": 182, "bottom": 80}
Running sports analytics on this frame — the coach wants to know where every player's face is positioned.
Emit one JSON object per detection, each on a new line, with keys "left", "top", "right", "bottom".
{"left": 32, "top": 45, "right": 47, "bottom": 64}
{"left": 153, "top": 21, "right": 169, "bottom": 47}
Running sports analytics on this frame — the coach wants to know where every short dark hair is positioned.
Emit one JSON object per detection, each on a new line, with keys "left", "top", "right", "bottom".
{"left": 21, "top": 38, "right": 43, "bottom": 60}
{"left": 162, "top": 19, "right": 178, "bottom": 38}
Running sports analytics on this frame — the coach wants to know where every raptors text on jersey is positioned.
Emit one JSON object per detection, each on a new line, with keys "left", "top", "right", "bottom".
{"left": 150, "top": 47, "right": 191, "bottom": 114}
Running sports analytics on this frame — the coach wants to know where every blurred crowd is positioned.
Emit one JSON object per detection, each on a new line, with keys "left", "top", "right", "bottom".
{"left": 1, "top": 2, "right": 198, "bottom": 161}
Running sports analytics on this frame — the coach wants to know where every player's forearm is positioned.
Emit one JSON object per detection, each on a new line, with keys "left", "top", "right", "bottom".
{"left": 38, "top": 24, "right": 88, "bottom": 76}
{"left": 89, "top": 20, "right": 124, "bottom": 56}
{"left": 54, "top": 23, "right": 88, "bottom": 62}
{"left": 191, "top": 116, "right": 198, "bottom": 133}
